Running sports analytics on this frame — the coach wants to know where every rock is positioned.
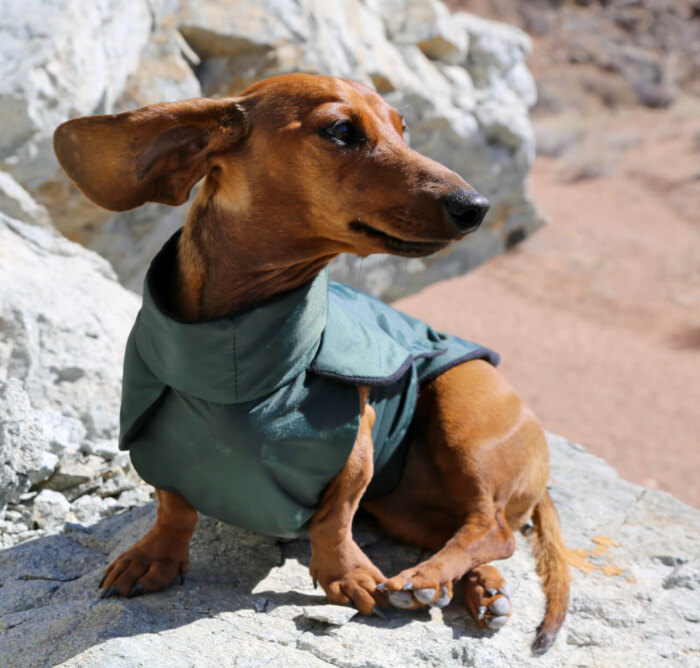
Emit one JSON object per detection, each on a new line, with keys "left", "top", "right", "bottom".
{"left": 0, "top": 379, "right": 53, "bottom": 513}
{"left": 0, "top": 213, "right": 139, "bottom": 544}
{"left": 114, "top": 23, "right": 202, "bottom": 113}
{"left": 1, "top": 435, "right": 698, "bottom": 667}
{"left": 70, "top": 495, "right": 119, "bottom": 526}
{"left": 0, "top": 0, "right": 159, "bottom": 186}
{"left": 474, "top": 81, "right": 533, "bottom": 150}
{"left": 379, "top": 0, "right": 468, "bottom": 65}
{"left": 35, "top": 410, "right": 87, "bottom": 456}
{"left": 0, "top": 213, "right": 140, "bottom": 438}
{"left": 301, "top": 604, "right": 359, "bottom": 626}
{"left": 115, "top": 485, "right": 155, "bottom": 510}
{"left": 0, "top": 172, "right": 51, "bottom": 227}
{"left": 61, "top": 479, "right": 104, "bottom": 504}
{"left": 456, "top": 12, "right": 532, "bottom": 88}
{"left": 30, "top": 490, "right": 70, "bottom": 530}
{"left": 81, "top": 439, "right": 120, "bottom": 461}
{"left": 97, "top": 469, "right": 138, "bottom": 499}
{"left": 89, "top": 202, "right": 191, "bottom": 294}
{"left": 177, "top": 0, "right": 302, "bottom": 60}
{"left": 0, "top": 520, "right": 29, "bottom": 536}
{"left": 43, "top": 454, "right": 105, "bottom": 493}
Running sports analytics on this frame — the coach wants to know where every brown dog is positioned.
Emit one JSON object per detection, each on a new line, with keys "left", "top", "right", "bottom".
{"left": 54, "top": 74, "right": 569, "bottom": 654}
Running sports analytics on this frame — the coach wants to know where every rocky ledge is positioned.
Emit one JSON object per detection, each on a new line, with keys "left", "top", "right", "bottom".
{"left": 1, "top": 433, "right": 698, "bottom": 668}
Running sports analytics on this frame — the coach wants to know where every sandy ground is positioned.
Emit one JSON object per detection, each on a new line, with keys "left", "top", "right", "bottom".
{"left": 396, "top": 101, "right": 700, "bottom": 508}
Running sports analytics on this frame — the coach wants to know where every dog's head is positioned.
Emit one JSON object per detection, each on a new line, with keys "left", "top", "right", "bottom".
{"left": 55, "top": 73, "right": 488, "bottom": 260}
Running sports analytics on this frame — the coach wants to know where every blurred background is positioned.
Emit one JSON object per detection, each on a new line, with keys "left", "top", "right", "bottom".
{"left": 1, "top": 0, "right": 698, "bottom": 509}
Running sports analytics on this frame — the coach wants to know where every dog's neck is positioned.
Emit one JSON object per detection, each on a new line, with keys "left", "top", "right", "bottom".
{"left": 174, "top": 191, "right": 336, "bottom": 321}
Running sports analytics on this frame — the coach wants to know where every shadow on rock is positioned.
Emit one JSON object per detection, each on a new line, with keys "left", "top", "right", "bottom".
{"left": 0, "top": 504, "right": 486, "bottom": 667}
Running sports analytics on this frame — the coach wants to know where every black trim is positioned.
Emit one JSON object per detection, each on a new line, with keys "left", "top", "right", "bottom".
{"left": 308, "top": 348, "right": 446, "bottom": 387}
{"left": 418, "top": 348, "right": 500, "bottom": 386}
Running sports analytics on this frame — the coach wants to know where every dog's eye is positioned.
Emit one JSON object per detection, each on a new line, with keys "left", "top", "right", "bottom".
{"left": 323, "top": 121, "right": 363, "bottom": 147}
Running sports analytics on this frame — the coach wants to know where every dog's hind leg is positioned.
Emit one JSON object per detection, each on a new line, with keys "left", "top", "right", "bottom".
{"left": 98, "top": 489, "right": 198, "bottom": 599}
{"left": 379, "top": 502, "right": 516, "bottom": 609}
{"left": 365, "top": 360, "right": 568, "bottom": 652}
{"left": 308, "top": 387, "right": 387, "bottom": 616}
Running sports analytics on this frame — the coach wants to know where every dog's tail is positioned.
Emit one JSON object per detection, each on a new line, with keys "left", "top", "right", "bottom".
{"left": 530, "top": 489, "right": 570, "bottom": 655}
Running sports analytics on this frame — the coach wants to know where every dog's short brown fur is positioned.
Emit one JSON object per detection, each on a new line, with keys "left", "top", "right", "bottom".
{"left": 55, "top": 74, "right": 569, "bottom": 654}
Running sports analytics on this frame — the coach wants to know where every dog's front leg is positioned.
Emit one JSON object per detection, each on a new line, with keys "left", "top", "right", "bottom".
{"left": 308, "top": 387, "right": 386, "bottom": 615}
{"left": 98, "top": 489, "right": 198, "bottom": 598}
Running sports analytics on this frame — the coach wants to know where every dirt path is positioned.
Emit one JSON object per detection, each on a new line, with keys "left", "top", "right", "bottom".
{"left": 396, "top": 108, "right": 700, "bottom": 507}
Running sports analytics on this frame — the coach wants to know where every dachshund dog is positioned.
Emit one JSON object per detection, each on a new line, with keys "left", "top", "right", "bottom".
{"left": 54, "top": 73, "right": 569, "bottom": 654}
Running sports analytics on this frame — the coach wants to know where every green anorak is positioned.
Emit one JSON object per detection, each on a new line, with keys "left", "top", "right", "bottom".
{"left": 120, "top": 231, "right": 499, "bottom": 538}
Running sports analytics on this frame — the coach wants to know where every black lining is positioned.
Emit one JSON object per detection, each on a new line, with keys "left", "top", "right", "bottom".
{"left": 308, "top": 348, "right": 446, "bottom": 387}
{"left": 418, "top": 348, "right": 501, "bottom": 386}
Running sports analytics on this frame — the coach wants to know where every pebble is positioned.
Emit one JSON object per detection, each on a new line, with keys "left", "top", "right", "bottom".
{"left": 301, "top": 605, "right": 359, "bottom": 625}
{"left": 31, "top": 489, "right": 70, "bottom": 530}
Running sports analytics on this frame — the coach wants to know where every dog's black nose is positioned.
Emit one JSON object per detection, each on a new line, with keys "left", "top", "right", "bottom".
{"left": 442, "top": 190, "right": 490, "bottom": 234}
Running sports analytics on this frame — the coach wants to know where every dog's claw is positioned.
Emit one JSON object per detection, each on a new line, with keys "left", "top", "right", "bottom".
{"left": 312, "top": 577, "right": 318, "bottom": 590}
{"left": 99, "top": 585, "right": 119, "bottom": 600}
{"left": 499, "top": 583, "right": 512, "bottom": 599}
{"left": 98, "top": 573, "right": 107, "bottom": 589}
{"left": 485, "top": 614, "right": 510, "bottom": 630}
{"left": 127, "top": 583, "right": 144, "bottom": 599}
{"left": 414, "top": 587, "right": 436, "bottom": 604}
{"left": 401, "top": 582, "right": 414, "bottom": 591}
{"left": 433, "top": 585, "right": 451, "bottom": 608}
{"left": 387, "top": 590, "right": 416, "bottom": 609}
{"left": 486, "top": 587, "right": 498, "bottom": 597}
{"left": 489, "top": 596, "right": 511, "bottom": 616}
{"left": 376, "top": 582, "right": 387, "bottom": 592}
{"left": 372, "top": 605, "right": 389, "bottom": 621}
{"left": 180, "top": 573, "right": 186, "bottom": 585}
{"left": 477, "top": 605, "right": 487, "bottom": 620}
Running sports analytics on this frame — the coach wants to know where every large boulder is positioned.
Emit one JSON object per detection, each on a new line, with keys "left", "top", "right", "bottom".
{"left": 0, "top": 0, "right": 159, "bottom": 186}
{"left": 0, "top": 214, "right": 150, "bottom": 548}
{"left": 1, "top": 0, "right": 543, "bottom": 300}
{"left": 0, "top": 214, "right": 139, "bottom": 434}
{"left": 0, "top": 434, "right": 697, "bottom": 667}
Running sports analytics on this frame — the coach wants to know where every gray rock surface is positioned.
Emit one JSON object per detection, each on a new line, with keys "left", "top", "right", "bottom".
{"left": 0, "top": 172, "right": 50, "bottom": 228}
{"left": 0, "top": 379, "right": 54, "bottom": 515}
{"left": 0, "top": 213, "right": 139, "bottom": 436}
{"left": 0, "top": 0, "right": 158, "bottom": 185}
{"left": 1, "top": 435, "right": 698, "bottom": 667}
{"left": 0, "top": 214, "right": 152, "bottom": 548}
{"left": 1, "top": 0, "right": 544, "bottom": 300}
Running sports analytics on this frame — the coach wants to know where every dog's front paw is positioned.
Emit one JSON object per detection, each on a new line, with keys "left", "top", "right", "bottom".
{"left": 310, "top": 540, "right": 386, "bottom": 616}
{"left": 379, "top": 563, "right": 454, "bottom": 610}
{"left": 98, "top": 531, "right": 189, "bottom": 599}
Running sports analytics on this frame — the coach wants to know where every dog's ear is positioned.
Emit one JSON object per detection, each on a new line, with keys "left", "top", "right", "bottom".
{"left": 53, "top": 98, "right": 249, "bottom": 211}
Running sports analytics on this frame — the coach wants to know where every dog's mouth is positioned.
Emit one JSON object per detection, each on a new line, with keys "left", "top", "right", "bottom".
{"left": 349, "top": 220, "right": 451, "bottom": 258}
